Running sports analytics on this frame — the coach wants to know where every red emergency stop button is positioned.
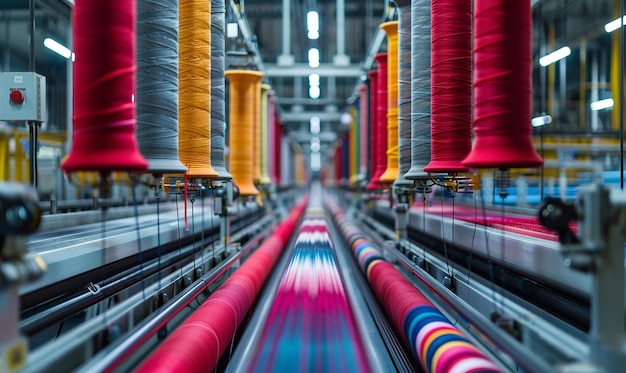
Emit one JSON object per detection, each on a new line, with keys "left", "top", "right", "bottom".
{"left": 10, "top": 90, "right": 24, "bottom": 104}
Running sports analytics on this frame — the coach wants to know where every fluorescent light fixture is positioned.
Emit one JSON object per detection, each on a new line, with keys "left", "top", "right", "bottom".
{"left": 307, "top": 11, "right": 319, "bottom": 40}
{"left": 227, "top": 22, "right": 238, "bottom": 38}
{"left": 308, "top": 48, "right": 320, "bottom": 68}
{"left": 531, "top": 114, "right": 552, "bottom": 127}
{"left": 590, "top": 98, "right": 614, "bottom": 111}
{"left": 310, "top": 116, "right": 321, "bottom": 134}
{"left": 605, "top": 16, "right": 626, "bottom": 33}
{"left": 309, "top": 86, "right": 320, "bottom": 99}
{"left": 44, "top": 37, "right": 72, "bottom": 59}
{"left": 309, "top": 73, "right": 320, "bottom": 86}
{"left": 539, "top": 46, "right": 571, "bottom": 67}
{"left": 311, "top": 151, "right": 321, "bottom": 171}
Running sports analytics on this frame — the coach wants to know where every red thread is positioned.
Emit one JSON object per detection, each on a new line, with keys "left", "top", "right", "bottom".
{"left": 62, "top": 0, "right": 147, "bottom": 173}
{"left": 462, "top": 0, "right": 542, "bottom": 169}
{"left": 184, "top": 173, "right": 189, "bottom": 232}
{"left": 365, "top": 69, "right": 379, "bottom": 190}
{"left": 424, "top": 0, "right": 472, "bottom": 173}
{"left": 274, "top": 119, "right": 282, "bottom": 185}
{"left": 335, "top": 137, "right": 343, "bottom": 184}
{"left": 369, "top": 53, "right": 388, "bottom": 187}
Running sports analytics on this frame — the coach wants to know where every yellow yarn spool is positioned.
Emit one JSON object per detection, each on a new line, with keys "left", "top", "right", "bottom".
{"left": 251, "top": 76, "right": 262, "bottom": 184}
{"left": 259, "top": 84, "right": 272, "bottom": 185}
{"left": 178, "top": 0, "right": 217, "bottom": 178}
{"left": 225, "top": 70, "right": 263, "bottom": 196}
{"left": 294, "top": 149, "right": 305, "bottom": 187}
{"left": 379, "top": 20, "right": 399, "bottom": 184}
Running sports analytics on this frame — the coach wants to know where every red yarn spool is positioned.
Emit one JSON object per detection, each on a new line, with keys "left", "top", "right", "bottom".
{"left": 462, "top": 0, "right": 542, "bottom": 169}
{"left": 369, "top": 53, "right": 388, "bottom": 187}
{"left": 273, "top": 117, "right": 282, "bottom": 185}
{"left": 365, "top": 69, "right": 379, "bottom": 190}
{"left": 335, "top": 138, "right": 343, "bottom": 184}
{"left": 424, "top": 0, "right": 472, "bottom": 173}
{"left": 62, "top": 0, "right": 148, "bottom": 173}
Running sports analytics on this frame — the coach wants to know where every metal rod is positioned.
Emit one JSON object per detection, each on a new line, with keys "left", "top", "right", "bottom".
{"left": 73, "top": 222, "right": 274, "bottom": 373}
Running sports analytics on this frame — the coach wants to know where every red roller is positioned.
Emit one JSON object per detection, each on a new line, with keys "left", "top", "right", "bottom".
{"left": 137, "top": 196, "right": 309, "bottom": 373}
{"left": 62, "top": 0, "right": 148, "bottom": 173}
{"left": 365, "top": 69, "right": 379, "bottom": 190}
{"left": 424, "top": 0, "right": 472, "bottom": 173}
{"left": 462, "top": 0, "right": 542, "bottom": 169}
{"left": 369, "top": 53, "right": 388, "bottom": 187}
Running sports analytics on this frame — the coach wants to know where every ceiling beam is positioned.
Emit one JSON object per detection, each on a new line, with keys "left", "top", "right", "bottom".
{"left": 290, "top": 130, "right": 337, "bottom": 143}
{"left": 280, "top": 111, "right": 343, "bottom": 123}
{"left": 265, "top": 63, "right": 362, "bottom": 77}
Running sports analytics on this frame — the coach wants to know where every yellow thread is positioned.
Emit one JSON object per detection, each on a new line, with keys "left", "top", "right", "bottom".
{"left": 225, "top": 70, "right": 263, "bottom": 196}
{"left": 380, "top": 21, "right": 399, "bottom": 184}
{"left": 179, "top": 0, "right": 217, "bottom": 178}
{"left": 259, "top": 84, "right": 272, "bottom": 185}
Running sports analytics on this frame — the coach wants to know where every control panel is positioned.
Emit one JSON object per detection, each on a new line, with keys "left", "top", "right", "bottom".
{"left": 0, "top": 72, "right": 47, "bottom": 122}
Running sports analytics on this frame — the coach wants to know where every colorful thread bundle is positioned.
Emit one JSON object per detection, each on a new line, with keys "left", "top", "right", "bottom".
{"left": 225, "top": 70, "right": 263, "bottom": 196}
{"left": 178, "top": 0, "right": 218, "bottom": 178}
{"left": 394, "top": 0, "right": 415, "bottom": 187}
{"left": 359, "top": 85, "right": 369, "bottom": 182}
{"left": 136, "top": 0, "right": 187, "bottom": 174}
{"left": 368, "top": 53, "right": 389, "bottom": 188}
{"left": 405, "top": 0, "right": 432, "bottom": 180}
{"left": 424, "top": 0, "right": 472, "bottom": 173}
{"left": 248, "top": 206, "right": 370, "bottom": 372}
{"left": 209, "top": 0, "right": 232, "bottom": 179}
{"left": 462, "top": 0, "right": 542, "bottom": 169}
{"left": 325, "top": 197, "right": 502, "bottom": 373}
{"left": 365, "top": 69, "right": 380, "bottom": 190}
{"left": 136, "top": 197, "right": 308, "bottom": 373}
{"left": 379, "top": 21, "right": 400, "bottom": 184}
{"left": 62, "top": 0, "right": 148, "bottom": 173}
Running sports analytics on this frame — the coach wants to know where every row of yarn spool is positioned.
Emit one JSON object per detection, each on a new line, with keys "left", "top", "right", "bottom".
{"left": 61, "top": 0, "right": 289, "bottom": 199}
{"left": 325, "top": 195, "right": 502, "bottom": 373}
{"left": 328, "top": 0, "right": 543, "bottom": 194}
{"left": 248, "top": 204, "right": 370, "bottom": 372}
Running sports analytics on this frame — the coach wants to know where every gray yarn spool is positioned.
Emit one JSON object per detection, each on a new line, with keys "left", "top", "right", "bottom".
{"left": 393, "top": 1, "right": 414, "bottom": 187}
{"left": 136, "top": 0, "right": 187, "bottom": 174}
{"left": 210, "top": 0, "right": 232, "bottom": 179}
{"left": 405, "top": 0, "right": 432, "bottom": 180}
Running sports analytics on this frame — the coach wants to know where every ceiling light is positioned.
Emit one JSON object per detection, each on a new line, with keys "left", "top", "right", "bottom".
{"left": 605, "top": 16, "right": 626, "bottom": 33}
{"left": 311, "top": 151, "right": 321, "bottom": 171}
{"left": 44, "top": 38, "right": 72, "bottom": 59}
{"left": 531, "top": 114, "right": 552, "bottom": 127}
{"left": 309, "top": 73, "right": 320, "bottom": 86}
{"left": 311, "top": 140, "right": 321, "bottom": 152}
{"left": 539, "top": 46, "right": 571, "bottom": 67}
{"left": 309, "top": 86, "right": 320, "bottom": 99}
{"left": 590, "top": 98, "right": 614, "bottom": 111}
{"left": 307, "top": 11, "right": 319, "bottom": 40}
{"left": 310, "top": 116, "right": 320, "bottom": 134}
{"left": 227, "top": 22, "right": 238, "bottom": 38}
{"left": 308, "top": 48, "right": 320, "bottom": 68}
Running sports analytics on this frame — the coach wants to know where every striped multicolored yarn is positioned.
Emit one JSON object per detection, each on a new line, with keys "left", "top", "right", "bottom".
{"left": 248, "top": 204, "right": 371, "bottom": 372}
{"left": 325, "top": 196, "right": 501, "bottom": 373}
